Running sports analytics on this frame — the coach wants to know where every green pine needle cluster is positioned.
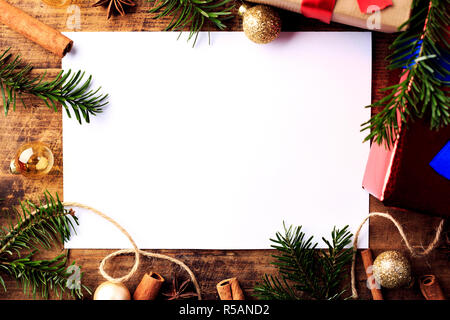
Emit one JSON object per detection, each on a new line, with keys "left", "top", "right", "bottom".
{"left": 254, "top": 224, "right": 353, "bottom": 300}
{"left": 0, "top": 192, "right": 88, "bottom": 299}
{"left": 362, "top": 0, "right": 449, "bottom": 148}
{"left": 148, "top": 0, "right": 234, "bottom": 45}
{"left": 0, "top": 48, "right": 108, "bottom": 124}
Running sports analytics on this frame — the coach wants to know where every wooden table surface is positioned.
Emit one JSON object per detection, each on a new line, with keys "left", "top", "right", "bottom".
{"left": 0, "top": 0, "right": 448, "bottom": 300}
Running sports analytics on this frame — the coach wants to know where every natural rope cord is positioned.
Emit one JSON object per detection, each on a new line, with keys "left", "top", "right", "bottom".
{"left": 350, "top": 212, "right": 445, "bottom": 299}
{"left": 62, "top": 202, "right": 202, "bottom": 300}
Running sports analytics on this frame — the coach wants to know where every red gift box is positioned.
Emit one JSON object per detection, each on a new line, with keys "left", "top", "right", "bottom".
{"left": 362, "top": 115, "right": 450, "bottom": 217}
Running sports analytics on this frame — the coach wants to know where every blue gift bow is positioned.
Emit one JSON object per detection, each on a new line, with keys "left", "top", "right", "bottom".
{"left": 430, "top": 141, "right": 450, "bottom": 181}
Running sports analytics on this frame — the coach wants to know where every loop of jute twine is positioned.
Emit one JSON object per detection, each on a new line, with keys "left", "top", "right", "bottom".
{"left": 63, "top": 202, "right": 202, "bottom": 300}
{"left": 350, "top": 212, "right": 445, "bottom": 299}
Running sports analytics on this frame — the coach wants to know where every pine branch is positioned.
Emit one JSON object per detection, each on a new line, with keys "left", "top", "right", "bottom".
{"left": 271, "top": 223, "right": 321, "bottom": 298}
{"left": 0, "top": 192, "right": 76, "bottom": 256}
{"left": 0, "top": 254, "right": 89, "bottom": 299}
{"left": 148, "top": 0, "right": 234, "bottom": 46}
{"left": 0, "top": 192, "right": 88, "bottom": 299}
{"left": 320, "top": 227, "right": 353, "bottom": 299}
{"left": 253, "top": 274, "right": 298, "bottom": 300}
{"left": 361, "top": 0, "right": 449, "bottom": 148}
{"left": 0, "top": 48, "right": 108, "bottom": 124}
{"left": 254, "top": 224, "right": 353, "bottom": 300}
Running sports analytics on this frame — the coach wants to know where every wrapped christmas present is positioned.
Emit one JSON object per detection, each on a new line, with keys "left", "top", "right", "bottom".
{"left": 246, "top": 0, "right": 413, "bottom": 32}
{"left": 362, "top": 115, "right": 450, "bottom": 218}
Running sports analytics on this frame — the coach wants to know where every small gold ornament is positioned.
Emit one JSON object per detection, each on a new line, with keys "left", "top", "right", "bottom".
{"left": 239, "top": 4, "right": 281, "bottom": 44}
{"left": 373, "top": 250, "right": 412, "bottom": 289}
{"left": 93, "top": 281, "right": 131, "bottom": 300}
{"left": 10, "top": 142, "right": 54, "bottom": 178}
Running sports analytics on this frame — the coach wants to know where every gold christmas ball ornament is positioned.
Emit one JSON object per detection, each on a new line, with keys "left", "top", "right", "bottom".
{"left": 93, "top": 281, "right": 131, "bottom": 300}
{"left": 10, "top": 141, "right": 54, "bottom": 178}
{"left": 239, "top": 4, "right": 281, "bottom": 44}
{"left": 373, "top": 251, "right": 412, "bottom": 289}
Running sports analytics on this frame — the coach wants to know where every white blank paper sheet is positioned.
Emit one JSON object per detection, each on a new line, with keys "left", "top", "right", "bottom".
{"left": 63, "top": 32, "right": 371, "bottom": 249}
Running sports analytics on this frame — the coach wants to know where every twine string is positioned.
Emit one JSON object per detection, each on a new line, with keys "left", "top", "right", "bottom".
{"left": 350, "top": 212, "right": 445, "bottom": 299}
{"left": 62, "top": 202, "right": 202, "bottom": 300}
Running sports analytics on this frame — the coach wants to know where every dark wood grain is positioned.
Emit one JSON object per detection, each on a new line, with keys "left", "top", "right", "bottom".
{"left": 0, "top": 0, "right": 447, "bottom": 300}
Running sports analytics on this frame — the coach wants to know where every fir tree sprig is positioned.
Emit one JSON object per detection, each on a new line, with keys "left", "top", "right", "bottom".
{"left": 362, "top": 0, "right": 450, "bottom": 148}
{"left": 254, "top": 224, "right": 353, "bottom": 300}
{"left": 0, "top": 253, "right": 84, "bottom": 299}
{"left": 148, "top": 0, "right": 234, "bottom": 46}
{"left": 0, "top": 48, "right": 108, "bottom": 124}
{"left": 0, "top": 192, "right": 89, "bottom": 299}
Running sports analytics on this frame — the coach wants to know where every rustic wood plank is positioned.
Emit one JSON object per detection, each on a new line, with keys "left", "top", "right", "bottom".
{"left": 0, "top": 0, "right": 447, "bottom": 300}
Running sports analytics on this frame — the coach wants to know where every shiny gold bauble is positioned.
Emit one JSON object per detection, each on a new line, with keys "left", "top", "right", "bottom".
{"left": 239, "top": 4, "right": 281, "bottom": 44}
{"left": 373, "top": 251, "right": 412, "bottom": 289}
{"left": 10, "top": 142, "right": 54, "bottom": 178}
{"left": 93, "top": 281, "right": 131, "bottom": 300}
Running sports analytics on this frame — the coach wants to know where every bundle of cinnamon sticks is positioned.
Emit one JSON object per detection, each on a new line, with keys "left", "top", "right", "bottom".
{"left": 217, "top": 278, "right": 245, "bottom": 300}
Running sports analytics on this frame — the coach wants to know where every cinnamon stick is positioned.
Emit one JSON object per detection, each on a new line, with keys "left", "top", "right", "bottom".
{"left": 133, "top": 272, "right": 165, "bottom": 300}
{"left": 0, "top": 0, "right": 73, "bottom": 57}
{"left": 361, "top": 249, "right": 383, "bottom": 300}
{"left": 217, "top": 277, "right": 245, "bottom": 300}
{"left": 419, "top": 275, "right": 446, "bottom": 300}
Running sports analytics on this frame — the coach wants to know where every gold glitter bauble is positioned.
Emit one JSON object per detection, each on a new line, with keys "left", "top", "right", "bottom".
{"left": 239, "top": 4, "right": 281, "bottom": 44}
{"left": 373, "top": 251, "right": 412, "bottom": 289}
